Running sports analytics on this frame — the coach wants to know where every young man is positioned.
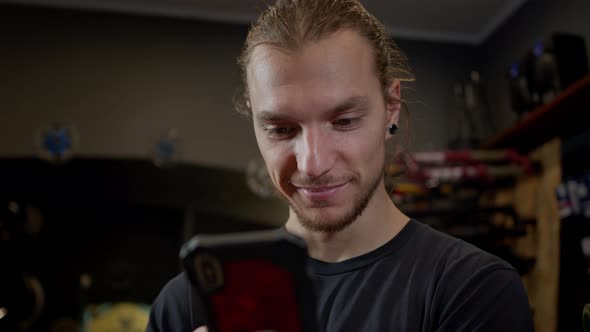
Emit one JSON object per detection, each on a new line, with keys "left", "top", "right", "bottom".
{"left": 147, "top": 1, "right": 535, "bottom": 331}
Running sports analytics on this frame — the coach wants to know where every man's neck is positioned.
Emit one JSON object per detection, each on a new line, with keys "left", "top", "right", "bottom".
{"left": 285, "top": 185, "right": 410, "bottom": 262}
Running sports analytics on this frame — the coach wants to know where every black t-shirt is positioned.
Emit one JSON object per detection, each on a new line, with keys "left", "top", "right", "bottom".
{"left": 146, "top": 220, "right": 534, "bottom": 331}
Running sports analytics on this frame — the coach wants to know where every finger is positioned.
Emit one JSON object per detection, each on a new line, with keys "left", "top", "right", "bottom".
{"left": 193, "top": 327, "right": 208, "bottom": 332}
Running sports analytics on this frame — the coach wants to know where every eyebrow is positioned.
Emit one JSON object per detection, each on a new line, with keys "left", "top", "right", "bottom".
{"left": 255, "top": 96, "right": 369, "bottom": 122}
{"left": 255, "top": 110, "right": 289, "bottom": 122}
{"left": 331, "top": 96, "right": 369, "bottom": 115}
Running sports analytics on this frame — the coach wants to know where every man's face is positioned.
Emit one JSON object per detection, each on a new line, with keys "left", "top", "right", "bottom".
{"left": 247, "top": 29, "right": 397, "bottom": 232}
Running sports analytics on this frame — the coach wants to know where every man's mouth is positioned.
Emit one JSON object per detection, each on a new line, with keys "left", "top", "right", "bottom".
{"left": 295, "top": 182, "right": 348, "bottom": 201}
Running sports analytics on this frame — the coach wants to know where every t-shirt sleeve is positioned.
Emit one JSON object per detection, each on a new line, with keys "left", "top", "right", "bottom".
{"left": 146, "top": 273, "right": 200, "bottom": 332}
{"left": 435, "top": 263, "right": 535, "bottom": 332}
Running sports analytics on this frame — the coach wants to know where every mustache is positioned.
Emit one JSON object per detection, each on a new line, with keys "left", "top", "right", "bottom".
{"left": 287, "top": 174, "right": 355, "bottom": 187}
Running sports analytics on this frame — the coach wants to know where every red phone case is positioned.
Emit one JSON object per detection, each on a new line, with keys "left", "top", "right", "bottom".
{"left": 180, "top": 229, "right": 320, "bottom": 332}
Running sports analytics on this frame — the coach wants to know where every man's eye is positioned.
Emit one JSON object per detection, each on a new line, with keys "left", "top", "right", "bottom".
{"left": 264, "top": 125, "right": 297, "bottom": 138}
{"left": 332, "top": 118, "right": 360, "bottom": 129}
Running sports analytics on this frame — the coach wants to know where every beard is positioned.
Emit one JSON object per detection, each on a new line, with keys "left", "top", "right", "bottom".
{"left": 285, "top": 170, "right": 383, "bottom": 233}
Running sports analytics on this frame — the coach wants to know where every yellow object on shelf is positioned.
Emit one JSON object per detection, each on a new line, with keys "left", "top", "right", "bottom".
{"left": 83, "top": 302, "right": 150, "bottom": 332}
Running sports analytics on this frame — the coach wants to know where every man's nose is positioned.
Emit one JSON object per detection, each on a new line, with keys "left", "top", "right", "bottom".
{"left": 295, "top": 127, "right": 333, "bottom": 178}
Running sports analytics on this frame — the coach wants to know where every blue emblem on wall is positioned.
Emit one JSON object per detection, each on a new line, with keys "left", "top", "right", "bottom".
{"left": 152, "top": 129, "right": 181, "bottom": 167}
{"left": 37, "top": 124, "right": 78, "bottom": 163}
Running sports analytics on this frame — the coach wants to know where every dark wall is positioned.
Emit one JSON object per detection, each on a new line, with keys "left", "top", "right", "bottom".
{"left": 0, "top": 3, "right": 478, "bottom": 164}
{"left": 0, "top": 4, "right": 258, "bottom": 170}
{"left": 478, "top": 0, "right": 590, "bottom": 135}
{"left": 395, "top": 39, "right": 479, "bottom": 150}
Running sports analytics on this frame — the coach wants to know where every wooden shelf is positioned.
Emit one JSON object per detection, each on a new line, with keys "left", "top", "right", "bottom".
{"left": 482, "top": 74, "right": 590, "bottom": 153}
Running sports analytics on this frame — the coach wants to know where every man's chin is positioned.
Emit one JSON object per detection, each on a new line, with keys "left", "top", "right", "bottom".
{"left": 291, "top": 205, "right": 358, "bottom": 233}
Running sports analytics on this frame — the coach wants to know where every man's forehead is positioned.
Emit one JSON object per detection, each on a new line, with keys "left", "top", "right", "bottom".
{"left": 246, "top": 29, "right": 373, "bottom": 73}
{"left": 246, "top": 45, "right": 298, "bottom": 87}
{"left": 246, "top": 29, "right": 379, "bottom": 118}
{"left": 249, "top": 44, "right": 295, "bottom": 65}
{"left": 248, "top": 32, "right": 373, "bottom": 83}
{"left": 246, "top": 55, "right": 290, "bottom": 115}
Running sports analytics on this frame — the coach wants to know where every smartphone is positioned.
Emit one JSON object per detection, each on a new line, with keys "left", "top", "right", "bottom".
{"left": 180, "top": 228, "right": 319, "bottom": 332}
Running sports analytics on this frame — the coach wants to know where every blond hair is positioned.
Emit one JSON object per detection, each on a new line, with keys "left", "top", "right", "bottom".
{"left": 235, "top": 0, "right": 414, "bottom": 116}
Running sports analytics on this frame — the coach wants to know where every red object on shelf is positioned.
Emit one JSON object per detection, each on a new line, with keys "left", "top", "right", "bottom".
{"left": 482, "top": 74, "right": 590, "bottom": 153}
{"left": 396, "top": 149, "right": 534, "bottom": 185}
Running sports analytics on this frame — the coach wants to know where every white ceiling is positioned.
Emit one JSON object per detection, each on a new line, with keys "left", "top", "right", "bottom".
{"left": 2, "top": 0, "right": 527, "bottom": 44}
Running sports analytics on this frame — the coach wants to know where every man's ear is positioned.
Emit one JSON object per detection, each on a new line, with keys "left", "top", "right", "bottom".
{"left": 386, "top": 79, "right": 401, "bottom": 137}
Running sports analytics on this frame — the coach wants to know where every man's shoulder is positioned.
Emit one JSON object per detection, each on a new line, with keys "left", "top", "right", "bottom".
{"left": 146, "top": 272, "right": 199, "bottom": 332}
{"left": 159, "top": 272, "right": 192, "bottom": 297}
{"left": 410, "top": 220, "right": 514, "bottom": 274}
{"left": 151, "top": 272, "right": 193, "bottom": 309}
{"left": 409, "top": 221, "right": 534, "bottom": 331}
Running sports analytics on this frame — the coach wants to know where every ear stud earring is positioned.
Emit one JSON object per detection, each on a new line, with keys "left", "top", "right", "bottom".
{"left": 389, "top": 124, "right": 398, "bottom": 135}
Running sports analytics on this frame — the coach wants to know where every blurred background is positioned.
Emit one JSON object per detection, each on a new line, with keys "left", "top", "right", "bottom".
{"left": 0, "top": 0, "right": 589, "bottom": 331}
